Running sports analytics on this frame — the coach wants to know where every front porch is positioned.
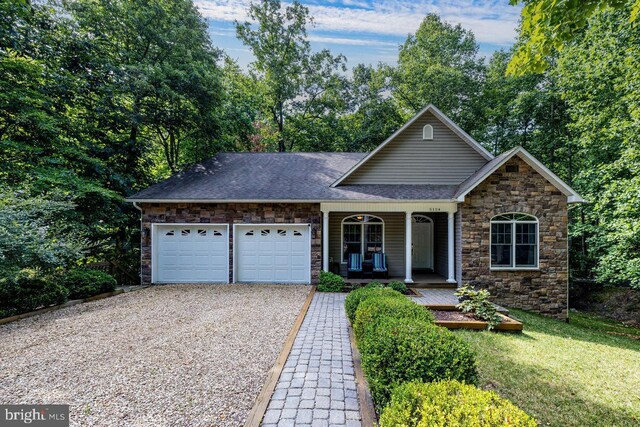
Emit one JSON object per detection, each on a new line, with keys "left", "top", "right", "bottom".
{"left": 342, "top": 272, "right": 452, "bottom": 287}
{"left": 320, "top": 202, "right": 459, "bottom": 285}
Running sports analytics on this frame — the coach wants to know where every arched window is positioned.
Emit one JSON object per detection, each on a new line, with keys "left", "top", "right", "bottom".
{"left": 490, "top": 213, "right": 538, "bottom": 269}
{"left": 423, "top": 124, "right": 433, "bottom": 140}
{"left": 341, "top": 215, "right": 384, "bottom": 263}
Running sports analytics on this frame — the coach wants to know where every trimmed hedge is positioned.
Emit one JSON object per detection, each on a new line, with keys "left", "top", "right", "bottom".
{"left": 380, "top": 380, "right": 537, "bottom": 427}
{"left": 0, "top": 268, "right": 68, "bottom": 318}
{"left": 62, "top": 268, "right": 117, "bottom": 300}
{"left": 353, "top": 296, "right": 434, "bottom": 342}
{"left": 387, "top": 280, "right": 407, "bottom": 294}
{"left": 317, "top": 271, "right": 345, "bottom": 292}
{"left": 359, "top": 317, "right": 478, "bottom": 407}
{"left": 344, "top": 287, "right": 403, "bottom": 323}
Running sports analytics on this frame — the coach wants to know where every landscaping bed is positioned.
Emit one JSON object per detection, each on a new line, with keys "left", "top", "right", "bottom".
{"left": 0, "top": 284, "right": 310, "bottom": 427}
{"left": 432, "top": 310, "right": 523, "bottom": 331}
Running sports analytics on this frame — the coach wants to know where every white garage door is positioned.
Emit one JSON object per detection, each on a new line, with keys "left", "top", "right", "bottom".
{"left": 235, "top": 225, "right": 311, "bottom": 284}
{"left": 154, "top": 224, "right": 229, "bottom": 283}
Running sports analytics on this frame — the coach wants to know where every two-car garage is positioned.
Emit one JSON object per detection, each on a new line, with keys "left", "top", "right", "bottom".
{"left": 152, "top": 223, "right": 311, "bottom": 284}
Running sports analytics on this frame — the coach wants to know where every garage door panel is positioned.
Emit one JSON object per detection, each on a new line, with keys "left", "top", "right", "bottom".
{"left": 236, "top": 225, "right": 310, "bottom": 284}
{"left": 154, "top": 225, "right": 228, "bottom": 283}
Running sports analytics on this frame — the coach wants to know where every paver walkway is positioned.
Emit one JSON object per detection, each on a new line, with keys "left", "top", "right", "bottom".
{"left": 262, "top": 293, "right": 361, "bottom": 427}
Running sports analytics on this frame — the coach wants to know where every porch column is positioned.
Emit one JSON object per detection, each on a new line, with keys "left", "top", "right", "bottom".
{"left": 322, "top": 210, "right": 329, "bottom": 272}
{"left": 405, "top": 211, "right": 413, "bottom": 283}
{"left": 447, "top": 211, "right": 456, "bottom": 283}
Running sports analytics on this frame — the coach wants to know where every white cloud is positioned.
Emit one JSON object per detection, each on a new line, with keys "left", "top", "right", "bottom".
{"left": 307, "top": 35, "right": 398, "bottom": 46}
{"left": 195, "top": 0, "right": 521, "bottom": 47}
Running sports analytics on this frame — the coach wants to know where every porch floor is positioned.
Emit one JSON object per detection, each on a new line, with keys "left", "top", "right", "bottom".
{"left": 343, "top": 272, "right": 453, "bottom": 287}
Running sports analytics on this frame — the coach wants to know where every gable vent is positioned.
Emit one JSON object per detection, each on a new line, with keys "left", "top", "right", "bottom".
{"left": 506, "top": 164, "right": 519, "bottom": 173}
{"left": 422, "top": 124, "right": 433, "bottom": 140}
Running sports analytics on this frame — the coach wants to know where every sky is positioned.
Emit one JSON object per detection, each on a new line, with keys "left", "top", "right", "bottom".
{"left": 195, "top": 0, "right": 523, "bottom": 69}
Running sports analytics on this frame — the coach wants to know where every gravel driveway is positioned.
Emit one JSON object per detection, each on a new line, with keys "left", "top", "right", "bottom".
{"left": 0, "top": 284, "right": 310, "bottom": 426}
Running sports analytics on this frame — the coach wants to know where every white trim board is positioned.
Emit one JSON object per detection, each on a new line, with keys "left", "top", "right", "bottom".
{"left": 330, "top": 104, "right": 494, "bottom": 187}
{"left": 455, "top": 146, "right": 586, "bottom": 203}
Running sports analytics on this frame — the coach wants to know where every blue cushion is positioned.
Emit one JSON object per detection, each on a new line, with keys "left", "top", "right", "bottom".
{"left": 348, "top": 253, "right": 362, "bottom": 271}
{"left": 372, "top": 253, "right": 387, "bottom": 271}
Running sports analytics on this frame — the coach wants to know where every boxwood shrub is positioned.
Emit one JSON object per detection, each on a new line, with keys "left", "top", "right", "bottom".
{"left": 344, "top": 287, "right": 403, "bottom": 324}
{"left": 380, "top": 380, "right": 537, "bottom": 427}
{"left": 62, "top": 268, "right": 117, "bottom": 300}
{"left": 317, "top": 271, "right": 345, "bottom": 292}
{"left": 387, "top": 280, "right": 407, "bottom": 294}
{"left": 353, "top": 296, "right": 434, "bottom": 342}
{"left": 0, "top": 268, "right": 68, "bottom": 318}
{"left": 359, "top": 317, "right": 478, "bottom": 407}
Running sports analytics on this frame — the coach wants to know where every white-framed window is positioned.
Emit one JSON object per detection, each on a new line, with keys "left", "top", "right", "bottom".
{"left": 490, "top": 213, "right": 538, "bottom": 269}
{"left": 423, "top": 124, "right": 433, "bottom": 140}
{"left": 341, "top": 215, "right": 384, "bottom": 263}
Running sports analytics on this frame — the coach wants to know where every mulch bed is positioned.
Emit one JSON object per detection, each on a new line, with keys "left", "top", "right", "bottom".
{"left": 431, "top": 310, "right": 523, "bottom": 331}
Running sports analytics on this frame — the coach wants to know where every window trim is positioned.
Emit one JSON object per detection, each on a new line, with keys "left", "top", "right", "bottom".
{"left": 340, "top": 214, "right": 385, "bottom": 264}
{"left": 490, "top": 213, "right": 540, "bottom": 270}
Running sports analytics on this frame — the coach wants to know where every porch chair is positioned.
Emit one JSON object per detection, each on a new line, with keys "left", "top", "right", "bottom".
{"left": 371, "top": 252, "right": 388, "bottom": 279}
{"left": 347, "top": 252, "right": 363, "bottom": 279}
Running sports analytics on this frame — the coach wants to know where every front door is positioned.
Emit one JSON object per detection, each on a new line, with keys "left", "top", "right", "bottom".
{"left": 412, "top": 215, "right": 433, "bottom": 270}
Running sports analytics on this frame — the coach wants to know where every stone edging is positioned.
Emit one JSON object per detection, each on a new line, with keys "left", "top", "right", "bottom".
{"left": 348, "top": 324, "right": 378, "bottom": 426}
{"left": 0, "top": 286, "right": 148, "bottom": 326}
{"left": 243, "top": 286, "right": 317, "bottom": 427}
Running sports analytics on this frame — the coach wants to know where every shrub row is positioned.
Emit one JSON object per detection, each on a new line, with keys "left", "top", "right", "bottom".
{"left": 346, "top": 287, "right": 536, "bottom": 425}
{"left": 0, "top": 268, "right": 117, "bottom": 318}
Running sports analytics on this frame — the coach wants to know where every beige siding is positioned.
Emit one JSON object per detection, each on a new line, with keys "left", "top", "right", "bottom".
{"left": 329, "top": 212, "right": 405, "bottom": 278}
{"left": 342, "top": 111, "right": 487, "bottom": 185}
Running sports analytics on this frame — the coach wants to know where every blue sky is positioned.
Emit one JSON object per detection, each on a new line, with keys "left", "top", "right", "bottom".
{"left": 195, "top": 0, "right": 523, "bottom": 69}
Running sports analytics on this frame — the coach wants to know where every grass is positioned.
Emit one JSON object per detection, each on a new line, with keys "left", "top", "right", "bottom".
{"left": 455, "top": 310, "right": 640, "bottom": 427}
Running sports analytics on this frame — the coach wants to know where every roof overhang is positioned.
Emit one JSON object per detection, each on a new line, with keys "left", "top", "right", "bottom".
{"left": 125, "top": 198, "right": 458, "bottom": 204}
{"left": 454, "top": 146, "right": 586, "bottom": 203}
{"left": 331, "top": 104, "right": 494, "bottom": 187}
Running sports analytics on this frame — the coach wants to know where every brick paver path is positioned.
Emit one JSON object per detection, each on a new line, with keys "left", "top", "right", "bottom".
{"left": 262, "top": 293, "right": 361, "bottom": 427}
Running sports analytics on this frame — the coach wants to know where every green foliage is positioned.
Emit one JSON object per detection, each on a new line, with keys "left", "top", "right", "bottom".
{"left": 317, "top": 271, "right": 344, "bottom": 292}
{"left": 553, "top": 8, "right": 640, "bottom": 288}
{"left": 508, "top": 0, "right": 640, "bottom": 75}
{"left": 344, "top": 287, "right": 403, "bottom": 324}
{"left": 387, "top": 281, "right": 408, "bottom": 294}
{"left": 455, "top": 285, "right": 503, "bottom": 330}
{"left": 235, "top": 0, "right": 347, "bottom": 152}
{"left": 380, "top": 380, "right": 537, "bottom": 427}
{"left": 389, "top": 14, "right": 485, "bottom": 131}
{"left": 0, "top": 268, "right": 68, "bottom": 318}
{"left": 359, "top": 316, "right": 478, "bottom": 407}
{"left": 0, "top": 189, "right": 88, "bottom": 271}
{"left": 364, "top": 281, "right": 384, "bottom": 289}
{"left": 62, "top": 269, "right": 117, "bottom": 300}
{"left": 353, "top": 296, "right": 434, "bottom": 342}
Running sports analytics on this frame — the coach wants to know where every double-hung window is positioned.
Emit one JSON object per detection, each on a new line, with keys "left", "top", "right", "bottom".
{"left": 490, "top": 213, "right": 538, "bottom": 269}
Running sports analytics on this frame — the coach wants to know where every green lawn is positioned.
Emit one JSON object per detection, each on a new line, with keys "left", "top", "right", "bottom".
{"left": 455, "top": 310, "right": 640, "bottom": 427}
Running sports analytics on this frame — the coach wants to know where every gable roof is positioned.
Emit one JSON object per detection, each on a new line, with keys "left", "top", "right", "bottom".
{"left": 126, "top": 152, "right": 459, "bottom": 202}
{"left": 454, "top": 146, "right": 585, "bottom": 203}
{"left": 331, "top": 104, "right": 494, "bottom": 187}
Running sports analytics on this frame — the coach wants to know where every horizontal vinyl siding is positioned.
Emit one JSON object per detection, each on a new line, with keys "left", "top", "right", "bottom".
{"left": 329, "top": 212, "right": 405, "bottom": 278}
{"left": 343, "top": 111, "right": 487, "bottom": 185}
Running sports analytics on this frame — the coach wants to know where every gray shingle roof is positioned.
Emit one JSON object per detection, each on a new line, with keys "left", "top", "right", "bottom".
{"left": 127, "top": 152, "right": 459, "bottom": 201}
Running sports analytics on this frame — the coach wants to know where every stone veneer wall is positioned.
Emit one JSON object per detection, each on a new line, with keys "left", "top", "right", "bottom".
{"left": 139, "top": 203, "right": 322, "bottom": 284}
{"left": 460, "top": 156, "right": 569, "bottom": 319}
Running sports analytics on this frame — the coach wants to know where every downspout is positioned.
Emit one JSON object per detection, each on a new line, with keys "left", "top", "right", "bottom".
{"left": 133, "top": 202, "right": 143, "bottom": 285}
